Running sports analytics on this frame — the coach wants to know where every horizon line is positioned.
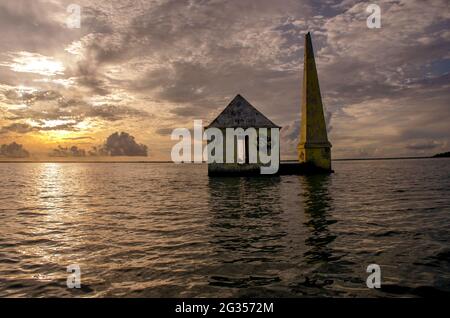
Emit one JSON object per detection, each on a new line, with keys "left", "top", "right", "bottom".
{"left": 0, "top": 156, "right": 445, "bottom": 164}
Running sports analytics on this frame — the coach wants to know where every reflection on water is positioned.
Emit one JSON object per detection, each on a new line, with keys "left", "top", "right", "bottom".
{"left": 206, "top": 175, "right": 342, "bottom": 296}
{"left": 207, "top": 177, "right": 285, "bottom": 291}
{"left": 0, "top": 159, "right": 449, "bottom": 297}
{"left": 301, "top": 175, "right": 336, "bottom": 265}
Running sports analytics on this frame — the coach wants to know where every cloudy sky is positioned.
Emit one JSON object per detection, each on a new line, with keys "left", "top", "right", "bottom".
{"left": 0, "top": 0, "right": 448, "bottom": 160}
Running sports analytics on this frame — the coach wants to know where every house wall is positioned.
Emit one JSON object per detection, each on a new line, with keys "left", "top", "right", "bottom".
{"left": 208, "top": 128, "right": 280, "bottom": 175}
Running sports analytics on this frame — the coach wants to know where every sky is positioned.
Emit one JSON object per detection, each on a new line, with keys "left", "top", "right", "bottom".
{"left": 0, "top": 0, "right": 449, "bottom": 160}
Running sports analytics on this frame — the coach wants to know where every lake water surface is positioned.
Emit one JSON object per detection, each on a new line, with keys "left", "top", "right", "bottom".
{"left": 0, "top": 159, "right": 449, "bottom": 297}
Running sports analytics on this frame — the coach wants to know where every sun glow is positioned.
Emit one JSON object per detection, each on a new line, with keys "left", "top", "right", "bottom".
{"left": 3, "top": 52, "right": 65, "bottom": 77}
{"left": 40, "top": 119, "right": 95, "bottom": 142}
{"left": 43, "top": 130, "right": 77, "bottom": 141}
{"left": 40, "top": 119, "right": 76, "bottom": 128}
{"left": 23, "top": 119, "right": 78, "bottom": 141}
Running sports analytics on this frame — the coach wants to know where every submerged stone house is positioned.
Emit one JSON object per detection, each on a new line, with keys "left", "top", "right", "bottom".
{"left": 205, "top": 94, "right": 281, "bottom": 176}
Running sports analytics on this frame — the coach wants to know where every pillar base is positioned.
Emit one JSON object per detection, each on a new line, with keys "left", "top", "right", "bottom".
{"left": 298, "top": 144, "right": 332, "bottom": 170}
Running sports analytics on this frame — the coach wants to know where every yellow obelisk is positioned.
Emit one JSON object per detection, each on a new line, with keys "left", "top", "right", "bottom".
{"left": 298, "top": 32, "right": 332, "bottom": 170}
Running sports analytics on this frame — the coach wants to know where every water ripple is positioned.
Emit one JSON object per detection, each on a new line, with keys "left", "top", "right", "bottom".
{"left": 0, "top": 159, "right": 449, "bottom": 297}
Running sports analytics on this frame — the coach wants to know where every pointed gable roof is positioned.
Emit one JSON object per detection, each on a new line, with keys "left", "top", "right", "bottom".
{"left": 207, "top": 94, "right": 280, "bottom": 129}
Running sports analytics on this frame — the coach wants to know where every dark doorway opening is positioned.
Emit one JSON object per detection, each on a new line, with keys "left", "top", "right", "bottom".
{"left": 245, "top": 135, "right": 249, "bottom": 164}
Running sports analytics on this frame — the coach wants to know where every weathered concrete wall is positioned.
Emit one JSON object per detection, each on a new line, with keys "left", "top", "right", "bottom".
{"left": 298, "top": 146, "right": 331, "bottom": 170}
{"left": 206, "top": 94, "right": 283, "bottom": 176}
{"left": 207, "top": 128, "right": 281, "bottom": 165}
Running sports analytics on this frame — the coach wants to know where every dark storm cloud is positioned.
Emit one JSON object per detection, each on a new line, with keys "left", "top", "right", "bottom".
{"left": 102, "top": 132, "right": 148, "bottom": 156}
{"left": 0, "top": 142, "right": 30, "bottom": 158}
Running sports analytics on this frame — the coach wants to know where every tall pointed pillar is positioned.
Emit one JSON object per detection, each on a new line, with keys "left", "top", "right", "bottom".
{"left": 298, "top": 32, "right": 332, "bottom": 170}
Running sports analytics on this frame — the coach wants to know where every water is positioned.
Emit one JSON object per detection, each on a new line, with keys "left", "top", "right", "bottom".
{"left": 0, "top": 159, "right": 449, "bottom": 297}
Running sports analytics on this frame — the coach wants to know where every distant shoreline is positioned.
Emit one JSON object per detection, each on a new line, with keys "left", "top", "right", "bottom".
{"left": 332, "top": 156, "right": 432, "bottom": 161}
{"left": 0, "top": 156, "right": 447, "bottom": 163}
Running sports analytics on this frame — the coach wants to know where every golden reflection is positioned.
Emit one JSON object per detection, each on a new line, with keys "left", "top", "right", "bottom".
{"left": 17, "top": 163, "right": 90, "bottom": 284}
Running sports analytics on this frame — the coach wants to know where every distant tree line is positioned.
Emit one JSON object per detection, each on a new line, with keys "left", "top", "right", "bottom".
{"left": 433, "top": 151, "right": 450, "bottom": 158}
{"left": 0, "top": 132, "right": 148, "bottom": 159}
{"left": 0, "top": 142, "right": 30, "bottom": 158}
{"left": 50, "top": 132, "right": 148, "bottom": 157}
